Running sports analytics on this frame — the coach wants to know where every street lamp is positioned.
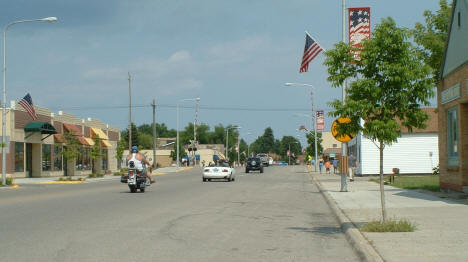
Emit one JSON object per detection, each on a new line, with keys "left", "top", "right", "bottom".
{"left": 2, "top": 17, "right": 58, "bottom": 186}
{"left": 225, "top": 126, "right": 241, "bottom": 162}
{"left": 285, "top": 82, "right": 319, "bottom": 172}
{"left": 176, "top": 97, "right": 200, "bottom": 168}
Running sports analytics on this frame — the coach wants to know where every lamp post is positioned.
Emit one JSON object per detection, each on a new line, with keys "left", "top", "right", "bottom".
{"left": 2, "top": 17, "right": 57, "bottom": 186}
{"left": 176, "top": 97, "right": 200, "bottom": 168}
{"left": 225, "top": 126, "right": 241, "bottom": 162}
{"left": 285, "top": 83, "right": 318, "bottom": 172}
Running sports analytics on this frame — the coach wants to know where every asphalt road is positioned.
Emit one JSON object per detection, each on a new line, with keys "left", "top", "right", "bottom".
{"left": 0, "top": 166, "right": 358, "bottom": 262}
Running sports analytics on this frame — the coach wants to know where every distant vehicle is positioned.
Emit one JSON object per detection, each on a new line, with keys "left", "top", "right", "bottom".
{"left": 256, "top": 153, "right": 270, "bottom": 167}
{"left": 277, "top": 161, "right": 287, "bottom": 166}
{"left": 203, "top": 161, "right": 235, "bottom": 182}
{"left": 246, "top": 157, "right": 264, "bottom": 173}
{"left": 268, "top": 157, "right": 273, "bottom": 166}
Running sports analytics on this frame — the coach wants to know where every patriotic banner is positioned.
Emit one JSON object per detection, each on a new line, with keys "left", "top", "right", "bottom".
{"left": 316, "top": 110, "right": 324, "bottom": 131}
{"left": 349, "top": 7, "right": 371, "bottom": 61}
{"left": 299, "top": 32, "right": 324, "bottom": 73}
{"left": 18, "top": 93, "right": 38, "bottom": 120}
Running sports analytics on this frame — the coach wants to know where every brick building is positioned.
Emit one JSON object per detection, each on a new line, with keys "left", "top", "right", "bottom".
{"left": 0, "top": 101, "right": 120, "bottom": 178}
{"left": 438, "top": 0, "right": 468, "bottom": 192}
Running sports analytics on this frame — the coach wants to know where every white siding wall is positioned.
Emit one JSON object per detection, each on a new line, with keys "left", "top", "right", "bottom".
{"left": 360, "top": 133, "right": 439, "bottom": 175}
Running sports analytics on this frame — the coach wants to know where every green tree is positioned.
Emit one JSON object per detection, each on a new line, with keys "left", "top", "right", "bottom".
{"left": 324, "top": 18, "right": 434, "bottom": 222}
{"left": 90, "top": 135, "right": 102, "bottom": 174}
{"left": 209, "top": 124, "right": 225, "bottom": 144}
{"left": 412, "top": 0, "right": 452, "bottom": 81}
{"left": 121, "top": 123, "right": 139, "bottom": 147}
{"left": 250, "top": 127, "right": 275, "bottom": 154}
{"left": 138, "top": 133, "right": 153, "bottom": 149}
{"left": 116, "top": 138, "right": 126, "bottom": 170}
{"left": 170, "top": 141, "right": 186, "bottom": 162}
{"left": 279, "top": 136, "right": 301, "bottom": 163}
{"left": 62, "top": 131, "right": 81, "bottom": 176}
{"left": 305, "top": 132, "right": 323, "bottom": 161}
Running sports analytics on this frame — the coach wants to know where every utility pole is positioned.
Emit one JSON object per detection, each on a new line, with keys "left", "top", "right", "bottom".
{"left": 152, "top": 99, "right": 157, "bottom": 169}
{"left": 341, "top": 0, "right": 348, "bottom": 192}
{"left": 311, "top": 90, "right": 318, "bottom": 172}
{"left": 128, "top": 72, "right": 132, "bottom": 152}
{"left": 193, "top": 98, "right": 199, "bottom": 166}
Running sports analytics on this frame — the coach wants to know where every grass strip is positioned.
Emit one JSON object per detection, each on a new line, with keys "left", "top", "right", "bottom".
{"left": 361, "top": 219, "right": 416, "bottom": 232}
{"left": 369, "top": 175, "right": 440, "bottom": 192}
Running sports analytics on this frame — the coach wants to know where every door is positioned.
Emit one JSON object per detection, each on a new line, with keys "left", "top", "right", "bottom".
{"left": 26, "top": 143, "right": 32, "bottom": 178}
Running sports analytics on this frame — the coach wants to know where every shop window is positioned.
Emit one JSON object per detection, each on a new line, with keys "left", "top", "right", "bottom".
{"left": 82, "top": 148, "right": 91, "bottom": 170}
{"left": 76, "top": 147, "right": 83, "bottom": 170}
{"left": 54, "top": 145, "right": 62, "bottom": 171}
{"left": 447, "top": 107, "right": 459, "bottom": 166}
{"left": 42, "top": 144, "right": 52, "bottom": 171}
{"left": 102, "top": 149, "right": 108, "bottom": 171}
{"left": 15, "top": 142, "right": 24, "bottom": 172}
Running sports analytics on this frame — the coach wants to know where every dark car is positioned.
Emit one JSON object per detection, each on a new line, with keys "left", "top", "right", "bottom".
{"left": 246, "top": 157, "right": 263, "bottom": 173}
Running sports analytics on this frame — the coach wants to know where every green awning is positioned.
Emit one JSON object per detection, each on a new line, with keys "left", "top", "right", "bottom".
{"left": 24, "top": 122, "right": 57, "bottom": 134}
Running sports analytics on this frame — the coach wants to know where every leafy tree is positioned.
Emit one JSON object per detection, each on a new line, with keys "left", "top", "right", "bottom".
{"left": 62, "top": 131, "right": 81, "bottom": 176}
{"left": 156, "top": 123, "right": 176, "bottom": 138}
{"left": 121, "top": 123, "right": 139, "bottom": 147}
{"left": 90, "top": 135, "right": 102, "bottom": 174}
{"left": 279, "top": 136, "right": 301, "bottom": 163}
{"left": 137, "top": 124, "right": 153, "bottom": 136}
{"left": 324, "top": 18, "right": 434, "bottom": 222}
{"left": 138, "top": 133, "right": 153, "bottom": 149}
{"left": 305, "top": 132, "right": 323, "bottom": 160}
{"left": 412, "top": 0, "right": 452, "bottom": 81}
{"left": 116, "top": 138, "right": 126, "bottom": 170}
{"left": 250, "top": 127, "right": 276, "bottom": 154}
{"left": 209, "top": 124, "right": 226, "bottom": 144}
{"left": 170, "top": 141, "right": 186, "bottom": 162}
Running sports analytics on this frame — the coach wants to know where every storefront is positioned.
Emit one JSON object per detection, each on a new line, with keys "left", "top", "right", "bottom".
{"left": 438, "top": 0, "right": 468, "bottom": 192}
{"left": 0, "top": 102, "right": 120, "bottom": 178}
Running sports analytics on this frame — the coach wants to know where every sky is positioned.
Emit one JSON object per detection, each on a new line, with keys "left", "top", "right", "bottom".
{"left": 0, "top": 0, "right": 441, "bottom": 146}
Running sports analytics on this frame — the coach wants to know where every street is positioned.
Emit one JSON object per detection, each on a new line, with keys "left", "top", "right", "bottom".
{"left": 0, "top": 166, "right": 358, "bottom": 262}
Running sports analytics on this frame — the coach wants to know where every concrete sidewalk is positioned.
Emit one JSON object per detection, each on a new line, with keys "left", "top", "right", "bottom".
{"left": 309, "top": 168, "right": 468, "bottom": 262}
{"left": 11, "top": 166, "right": 197, "bottom": 185}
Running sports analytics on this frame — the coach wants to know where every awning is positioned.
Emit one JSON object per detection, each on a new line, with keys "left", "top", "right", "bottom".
{"left": 53, "top": 134, "right": 65, "bottom": 143}
{"left": 91, "top": 128, "right": 109, "bottom": 140}
{"left": 101, "top": 140, "right": 112, "bottom": 148}
{"left": 78, "top": 137, "right": 90, "bottom": 146}
{"left": 83, "top": 138, "right": 95, "bottom": 146}
{"left": 63, "top": 123, "right": 83, "bottom": 136}
{"left": 24, "top": 122, "right": 57, "bottom": 134}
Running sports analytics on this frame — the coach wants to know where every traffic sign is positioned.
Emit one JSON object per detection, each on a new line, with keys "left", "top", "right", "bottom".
{"left": 331, "top": 117, "right": 355, "bottom": 143}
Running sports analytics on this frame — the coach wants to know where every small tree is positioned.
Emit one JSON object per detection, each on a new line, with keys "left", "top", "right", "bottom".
{"left": 90, "top": 135, "right": 102, "bottom": 174}
{"left": 170, "top": 142, "right": 186, "bottom": 162}
{"left": 305, "top": 132, "right": 323, "bottom": 160}
{"left": 324, "top": 18, "right": 434, "bottom": 222}
{"left": 62, "top": 131, "right": 81, "bottom": 176}
{"left": 116, "top": 138, "right": 126, "bottom": 170}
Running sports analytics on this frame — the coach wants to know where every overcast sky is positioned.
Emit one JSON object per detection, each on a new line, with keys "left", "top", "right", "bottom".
{"left": 1, "top": 0, "right": 440, "bottom": 145}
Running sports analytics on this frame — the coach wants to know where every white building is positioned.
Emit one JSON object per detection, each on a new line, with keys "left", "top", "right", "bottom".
{"left": 348, "top": 108, "right": 439, "bottom": 175}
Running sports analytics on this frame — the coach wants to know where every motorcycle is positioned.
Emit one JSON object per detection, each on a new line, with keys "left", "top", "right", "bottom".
{"left": 121, "top": 160, "right": 150, "bottom": 193}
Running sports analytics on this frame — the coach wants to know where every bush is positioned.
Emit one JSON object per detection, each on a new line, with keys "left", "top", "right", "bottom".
{"left": 0, "top": 177, "right": 14, "bottom": 186}
{"left": 114, "top": 171, "right": 123, "bottom": 176}
{"left": 88, "top": 174, "right": 96, "bottom": 178}
{"left": 360, "top": 219, "right": 416, "bottom": 232}
{"left": 96, "top": 173, "right": 104, "bottom": 177}
{"left": 432, "top": 165, "right": 440, "bottom": 176}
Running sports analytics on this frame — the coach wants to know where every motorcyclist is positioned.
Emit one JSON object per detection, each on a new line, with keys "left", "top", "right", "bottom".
{"left": 126, "top": 145, "right": 155, "bottom": 184}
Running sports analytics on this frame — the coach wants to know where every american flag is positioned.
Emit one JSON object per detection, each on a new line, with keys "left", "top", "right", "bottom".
{"left": 349, "top": 7, "right": 371, "bottom": 61}
{"left": 18, "top": 93, "right": 38, "bottom": 120}
{"left": 299, "top": 125, "right": 308, "bottom": 131}
{"left": 299, "top": 32, "right": 323, "bottom": 73}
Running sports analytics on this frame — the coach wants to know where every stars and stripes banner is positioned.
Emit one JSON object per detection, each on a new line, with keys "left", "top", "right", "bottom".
{"left": 299, "top": 32, "right": 324, "bottom": 73}
{"left": 18, "top": 93, "right": 38, "bottom": 120}
{"left": 349, "top": 7, "right": 371, "bottom": 61}
{"left": 316, "top": 110, "right": 324, "bottom": 131}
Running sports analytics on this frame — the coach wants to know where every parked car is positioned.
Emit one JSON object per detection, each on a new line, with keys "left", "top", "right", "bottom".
{"left": 246, "top": 157, "right": 264, "bottom": 173}
{"left": 277, "top": 161, "right": 287, "bottom": 166}
{"left": 203, "top": 162, "right": 235, "bottom": 182}
{"left": 256, "top": 153, "right": 270, "bottom": 166}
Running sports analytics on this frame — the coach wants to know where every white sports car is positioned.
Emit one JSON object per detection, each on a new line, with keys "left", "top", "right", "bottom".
{"left": 203, "top": 162, "right": 236, "bottom": 182}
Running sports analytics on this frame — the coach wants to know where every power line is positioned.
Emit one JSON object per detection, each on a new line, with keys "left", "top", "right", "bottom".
{"left": 49, "top": 103, "right": 335, "bottom": 113}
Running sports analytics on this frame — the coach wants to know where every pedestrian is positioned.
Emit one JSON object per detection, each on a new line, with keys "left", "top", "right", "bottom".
{"left": 332, "top": 159, "right": 338, "bottom": 173}
{"left": 348, "top": 154, "right": 356, "bottom": 181}
{"left": 325, "top": 160, "right": 331, "bottom": 174}
{"left": 319, "top": 159, "right": 324, "bottom": 173}
{"left": 202, "top": 160, "right": 206, "bottom": 167}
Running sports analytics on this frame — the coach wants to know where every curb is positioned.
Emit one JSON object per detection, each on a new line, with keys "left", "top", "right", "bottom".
{"left": 307, "top": 167, "right": 384, "bottom": 262}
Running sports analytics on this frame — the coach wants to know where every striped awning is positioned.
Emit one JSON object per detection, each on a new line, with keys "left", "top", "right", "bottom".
{"left": 91, "top": 128, "right": 109, "bottom": 140}
{"left": 83, "top": 138, "right": 95, "bottom": 146}
{"left": 77, "top": 137, "right": 90, "bottom": 146}
{"left": 53, "top": 134, "right": 65, "bottom": 143}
